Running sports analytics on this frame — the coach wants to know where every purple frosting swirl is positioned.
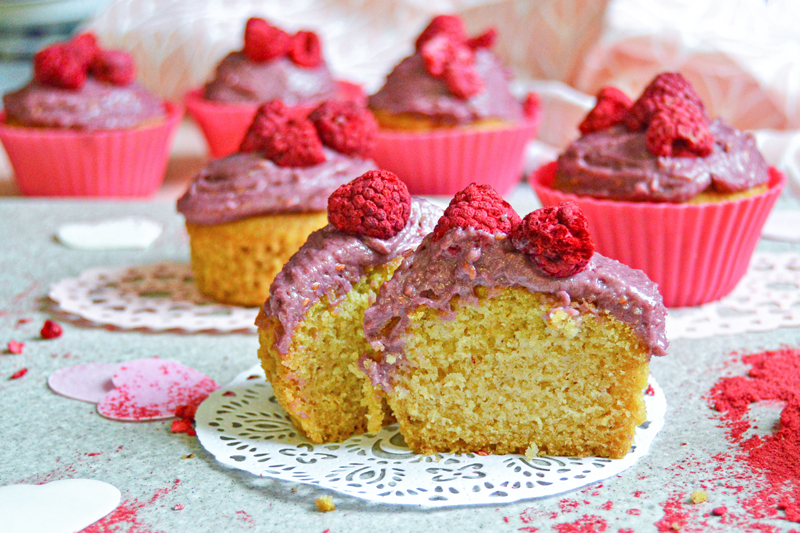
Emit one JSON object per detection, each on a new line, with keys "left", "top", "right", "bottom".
{"left": 177, "top": 149, "right": 376, "bottom": 225}
{"left": 368, "top": 49, "right": 524, "bottom": 125}
{"left": 3, "top": 79, "right": 166, "bottom": 130}
{"left": 262, "top": 198, "right": 444, "bottom": 355}
{"left": 363, "top": 227, "right": 668, "bottom": 390}
{"left": 203, "top": 52, "right": 338, "bottom": 105}
{"left": 554, "top": 120, "right": 770, "bottom": 203}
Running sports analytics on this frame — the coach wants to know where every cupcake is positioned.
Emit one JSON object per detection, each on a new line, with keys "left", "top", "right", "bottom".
{"left": 531, "top": 73, "right": 785, "bottom": 307}
{"left": 367, "top": 14, "right": 539, "bottom": 195}
{"left": 177, "top": 99, "right": 379, "bottom": 307}
{"left": 185, "top": 17, "right": 363, "bottom": 158}
{"left": 0, "top": 33, "right": 181, "bottom": 197}
{"left": 361, "top": 186, "right": 667, "bottom": 459}
{"left": 256, "top": 170, "right": 443, "bottom": 443}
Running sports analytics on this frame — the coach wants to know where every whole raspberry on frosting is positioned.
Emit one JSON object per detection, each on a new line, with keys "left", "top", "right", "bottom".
{"left": 240, "top": 101, "right": 325, "bottom": 167}
{"left": 328, "top": 170, "right": 412, "bottom": 239}
{"left": 432, "top": 183, "right": 520, "bottom": 241}
{"left": 243, "top": 17, "right": 291, "bottom": 62}
{"left": 415, "top": 15, "right": 468, "bottom": 51}
{"left": 288, "top": 31, "right": 323, "bottom": 68}
{"left": 579, "top": 86, "right": 632, "bottom": 135}
{"left": 420, "top": 33, "right": 482, "bottom": 99}
{"left": 34, "top": 44, "right": 88, "bottom": 89}
{"left": 466, "top": 28, "right": 497, "bottom": 50}
{"left": 70, "top": 32, "right": 101, "bottom": 67}
{"left": 646, "top": 105, "right": 713, "bottom": 158}
{"left": 511, "top": 202, "right": 594, "bottom": 278}
{"left": 309, "top": 101, "right": 378, "bottom": 158}
{"left": 625, "top": 72, "right": 706, "bottom": 132}
{"left": 90, "top": 50, "right": 136, "bottom": 86}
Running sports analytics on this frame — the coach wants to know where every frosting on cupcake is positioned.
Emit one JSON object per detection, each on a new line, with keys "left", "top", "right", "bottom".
{"left": 176, "top": 148, "right": 375, "bottom": 225}
{"left": 3, "top": 79, "right": 165, "bottom": 130}
{"left": 554, "top": 73, "right": 770, "bottom": 203}
{"left": 262, "top": 198, "right": 443, "bottom": 354}
{"left": 555, "top": 120, "right": 770, "bottom": 203}
{"left": 368, "top": 50, "right": 524, "bottom": 126}
{"left": 203, "top": 52, "right": 337, "bottom": 105}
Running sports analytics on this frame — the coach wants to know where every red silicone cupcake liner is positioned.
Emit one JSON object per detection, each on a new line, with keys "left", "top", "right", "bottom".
{"left": 185, "top": 80, "right": 366, "bottom": 159}
{"left": 530, "top": 162, "right": 786, "bottom": 308}
{"left": 371, "top": 118, "right": 538, "bottom": 197}
{"left": 0, "top": 101, "right": 183, "bottom": 198}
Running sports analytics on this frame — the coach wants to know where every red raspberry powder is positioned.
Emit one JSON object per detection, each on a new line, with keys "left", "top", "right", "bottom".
{"left": 328, "top": 170, "right": 411, "bottom": 239}
{"left": 578, "top": 86, "right": 632, "bottom": 135}
{"left": 511, "top": 201, "right": 594, "bottom": 278}
{"left": 243, "top": 17, "right": 291, "bottom": 62}
{"left": 431, "top": 183, "right": 520, "bottom": 241}
{"left": 309, "top": 100, "right": 378, "bottom": 158}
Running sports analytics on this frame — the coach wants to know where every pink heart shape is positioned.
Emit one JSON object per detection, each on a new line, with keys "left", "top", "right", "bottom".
{"left": 97, "top": 358, "right": 218, "bottom": 421}
{"left": 48, "top": 363, "right": 118, "bottom": 404}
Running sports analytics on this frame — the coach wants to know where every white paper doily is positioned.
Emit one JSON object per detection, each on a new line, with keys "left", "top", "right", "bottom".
{"left": 48, "top": 263, "right": 258, "bottom": 333}
{"left": 195, "top": 365, "right": 666, "bottom": 507}
{"left": 665, "top": 252, "right": 800, "bottom": 339}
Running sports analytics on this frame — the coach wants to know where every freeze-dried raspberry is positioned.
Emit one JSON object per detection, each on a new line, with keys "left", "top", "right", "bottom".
{"left": 243, "top": 17, "right": 291, "bottom": 62}
{"left": 443, "top": 56, "right": 483, "bottom": 99}
{"left": 579, "top": 86, "right": 633, "bottom": 135}
{"left": 432, "top": 183, "right": 520, "bottom": 241}
{"left": 7, "top": 341, "right": 24, "bottom": 355}
{"left": 625, "top": 72, "right": 705, "bottom": 131}
{"left": 288, "top": 31, "right": 323, "bottom": 68}
{"left": 328, "top": 170, "right": 411, "bottom": 239}
{"left": 34, "top": 44, "right": 87, "bottom": 89}
{"left": 420, "top": 34, "right": 482, "bottom": 99}
{"left": 511, "top": 201, "right": 594, "bottom": 278}
{"left": 239, "top": 100, "right": 291, "bottom": 153}
{"left": 466, "top": 27, "right": 497, "bottom": 50}
{"left": 645, "top": 105, "right": 713, "bottom": 158}
{"left": 70, "top": 32, "right": 100, "bottom": 66}
{"left": 40, "top": 320, "right": 63, "bottom": 340}
{"left": 309, "top": 101, "right": 378, "bottom": 158}
{"left": 415, "top": 14, "right": 468, "bottom": 51}
{"left": 264, "top": 117, "right": 326, "bottom": 167}
{"left": 523, "top": 92, "right": 540, "bottom": 120}
{"left": 90, "top": 50, "right": 136, "bottom": 86}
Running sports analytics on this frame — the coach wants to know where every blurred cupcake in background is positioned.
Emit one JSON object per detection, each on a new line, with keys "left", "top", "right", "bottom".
{"left": 531, "top": 72, "right": 785, "bottom": 308}
{"left": 185, "top": 16, "right": 365, "bottom": 159}
{"left": 0, "top": 31, "right": 181, "bottom": 197}
{"left": 367, "top": 14, "right": 539, "bottom": 196}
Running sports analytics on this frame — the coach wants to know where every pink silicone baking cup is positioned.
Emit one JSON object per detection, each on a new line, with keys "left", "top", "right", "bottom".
{"left": 0, "top": 101, "right": 182, "bottom": 198}
{"left": 530, "top": 162, "right": 786, "bottom": 308}
{"left": 370, "top": 118, "right": 538, "bottom": 197}
{"left": 185, "top": 80, "right": 366, "bottom": 159}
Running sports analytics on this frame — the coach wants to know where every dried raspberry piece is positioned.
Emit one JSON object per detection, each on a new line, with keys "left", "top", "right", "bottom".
{"left": 308, "top": 101, "right": 378, "bottom": 157}
{"left": 511, "top": 201, "right": 594, "bottom": 278}
{"left": 415, "top": 15, "right": 468, "bottom": 51}
{"left": 170, "top": 419, "right": 195, "bottom": 435}
{"left": 240, "top": 100, "right": 291, "bottom": 153}
{"left": 34, "top": 44, "right": 87, "bottom": 89}
{"left": 174, "top": 404, "right": 197, "bottom": 420}
{"left": 10, "top": 368, "right": 28, "bottom": 380}
{"left": 443, "top": 56, "right": 483, "bottom": 99}
{"left": 40, "top": 320, "right": 63, "bottom": 339}
{"left": 264, "top": 117, "right": 326, "bottom": 167}
{"left": 578, "top": 86, "right": 632, "bottom": 135}
{"left": 90, "top": 50, "right": 136, "bottom": 86}
{"left": 70, "top": 32, "right": 100, "bottom": 66}
{"left": 243, "top": 17, "right": 291, "bottom": 62}
{"left": 420, "top": 34, "right": 482, "bottom": 99}
{"left": 645, "top": 104, "right": 713, "bottom": 158}
{"left": 466, "top": 27, "right": 497, "bottom": 50}
{"left": 523, "top": 92, "right": 540, "bottom": 120}
{"left": 7, "top": 340, "right": 24, "bottom": 355}
{"left": 625, "top": 72, "right": 705, "bottom": 131}
{"left": 288, "top": 31, "right": 323, "bottom": 68}
{"left": 328, "top": 170, "right": 411, "bottom": 239}
{"left": 432, "top": 183, "right": 520, "bottom": 241}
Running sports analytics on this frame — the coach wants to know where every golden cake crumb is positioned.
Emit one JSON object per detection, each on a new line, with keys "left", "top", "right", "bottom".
{"left": 524, "top": 443, "right": 539, "bottom": 459}
{"left": 690, "top": 490, "right": 708, "bottom": 504}
{"left": 315, "top": 495, "right": 336, "bottom": 512}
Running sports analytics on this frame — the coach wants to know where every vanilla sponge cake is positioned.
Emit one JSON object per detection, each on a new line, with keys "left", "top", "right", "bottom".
{"left": 256, "top": 198, "right": 442, "bottom": 443}
{"left": 362, "top": 226, "right": 668, "bottom": 459}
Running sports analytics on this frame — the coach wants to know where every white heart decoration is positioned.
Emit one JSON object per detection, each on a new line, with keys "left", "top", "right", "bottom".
{"left": 56, "top": 217, "right": 163, "bottom": 250}
{"left": 0, "top": 479, "right": 121, "bottom": 533}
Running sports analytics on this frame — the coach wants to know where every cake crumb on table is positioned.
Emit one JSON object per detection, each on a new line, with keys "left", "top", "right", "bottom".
{"left": 690, "top": 490, "right": 708, "bottom": 504}
{"left": 315, "top": 495, "right": 336, "bottom": 512}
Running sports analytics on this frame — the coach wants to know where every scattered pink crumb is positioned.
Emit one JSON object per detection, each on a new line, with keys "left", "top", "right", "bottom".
{"left": 711, "top": 506, "right": 727, "bottom": 516}
{"left": 10, "top": 368, "right": 28, "bottom": 380}
{"left": 173, "top": 503, "right": 184, "bottom": 511}
{"left": 599, "top": 501, "right": 613, "bottom": 511}
{"left": 7, "top": 340, "right": 24, "bottom": 354}
{"left": 553, "top": 514, "right": 608, "bottom": 533}
{"left": 222, "top": 391, "right": 236, "bottom": 397}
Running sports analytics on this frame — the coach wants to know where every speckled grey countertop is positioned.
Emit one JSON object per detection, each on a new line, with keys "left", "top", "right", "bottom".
{"left": 2, "top": 194, "right": 800, "bottom": 533}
